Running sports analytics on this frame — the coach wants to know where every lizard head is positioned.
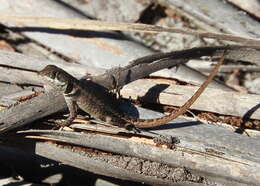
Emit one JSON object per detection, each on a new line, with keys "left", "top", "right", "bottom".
{"left": 38, "top": 65, "right": 72, "bottom": 92}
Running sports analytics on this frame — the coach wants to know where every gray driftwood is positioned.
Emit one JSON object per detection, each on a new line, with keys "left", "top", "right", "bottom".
{"left": 0, "top": 0, "right": 236, "bottom": 88}
{"left": 0, "top": 0, "right": 260, "bottom": 185}
{"left": 121, "top": 79, "right": 260, "bottom": 120}
{"left": 6, "top": 139, "right": 202, "bottom": 186}
{"left": 16, "top": 123, "right": 260, "bottom": 185}
{"left": 159, "top": 0, "right": 260, "bottom": 39}
{"left": 0, "top": 91, "right": 66, "bottom": 133}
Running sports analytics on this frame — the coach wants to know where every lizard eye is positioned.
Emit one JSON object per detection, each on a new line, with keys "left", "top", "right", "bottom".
{"left": 48, "top": 71, "right": 57, "bottom": 79}
{"left": 56, "top": 72, "right": 67, "bottom": 85}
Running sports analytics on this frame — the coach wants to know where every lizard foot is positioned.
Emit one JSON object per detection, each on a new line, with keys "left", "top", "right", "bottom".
{"left": 55, "top": 119, "right": 73, "bottom": 127}
{"left": 124, "top": 123, "right": 141, "bottom": 133}
{"left": 153, "top": 135, "right": 180, "bottom": 149}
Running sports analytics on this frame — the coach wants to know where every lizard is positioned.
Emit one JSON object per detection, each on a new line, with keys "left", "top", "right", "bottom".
{"left": 38, "top": 55, "right": 224, "bottom": 131}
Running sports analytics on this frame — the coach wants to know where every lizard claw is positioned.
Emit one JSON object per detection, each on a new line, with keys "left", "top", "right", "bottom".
{"left": 124, "top": 123, "right": 141, "bottom": 133}
{"left": 55, "top": 119, "right": 73, "bottom": 127}
{"left": 131, "top": 127, "right": 141, "bottom": 133}
{"left": 153, "top": 135, "right": 180, "bottom": 148}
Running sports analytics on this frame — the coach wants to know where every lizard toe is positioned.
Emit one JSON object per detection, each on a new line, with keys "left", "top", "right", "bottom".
{"left": 124, "top": 123, "right": 140, "bottom": 133}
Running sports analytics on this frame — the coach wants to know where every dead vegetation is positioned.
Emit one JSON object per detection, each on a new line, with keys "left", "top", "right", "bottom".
{"left": 0, "top": 0, "right": 259, "bottom": 185}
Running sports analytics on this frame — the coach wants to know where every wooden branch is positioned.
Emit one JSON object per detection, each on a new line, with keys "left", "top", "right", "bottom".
{"left": 19, "top": 140, "right": 193, "bottom": 185}
{"left": 1, "top": 15, "right": 260, "bottom": 45}
{"left": 16, "top": 129, "right": 260, "bottom": 185}
{"left": 0, "top": 91, "right": 66, "bottom": 133}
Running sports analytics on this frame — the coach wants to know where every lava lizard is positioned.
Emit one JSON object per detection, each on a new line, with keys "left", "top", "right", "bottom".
{"left": 38, "top": 56, "right": 224, "bottom": 130}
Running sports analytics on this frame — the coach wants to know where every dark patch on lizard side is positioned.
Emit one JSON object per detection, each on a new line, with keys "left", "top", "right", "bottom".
{"left": 64, "top": 79, "right": 74, "bottom": 94}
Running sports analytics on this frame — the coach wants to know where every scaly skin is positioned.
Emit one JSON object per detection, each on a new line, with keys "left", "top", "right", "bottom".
{"left": 38, "top": 56, "right": 224, "bottom": 130}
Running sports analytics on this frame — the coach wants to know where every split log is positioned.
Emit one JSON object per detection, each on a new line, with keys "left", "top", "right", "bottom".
{"left": 14, "top": 126, "right": 260, "bottom": 185}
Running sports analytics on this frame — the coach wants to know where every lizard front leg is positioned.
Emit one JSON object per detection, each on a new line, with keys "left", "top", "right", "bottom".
{"left": 61, "top": 96, "right": 78, "bottom": 126}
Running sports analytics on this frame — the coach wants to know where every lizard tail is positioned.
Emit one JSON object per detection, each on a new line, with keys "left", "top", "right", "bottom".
{"left": 132, "top": 55, "right": 225, "bottom": 128}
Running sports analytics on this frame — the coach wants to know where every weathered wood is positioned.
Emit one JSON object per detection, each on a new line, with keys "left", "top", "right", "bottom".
{"left": 29, "top": 141, "right": 201, "bottom": 185}
{"left": 70, "top": 0, "right": 150, "bottom": 23}
{"left": 0, "top": 48, "right": 258, "bottom": 133}
{"left": 60, "top": 0, "right": 260, "bottom": 65}
{"left": 0, "top": 0, "right": 231, "bottom": 88}
{"left": 0, "top": 50, "right": 104, "bottom": 84}
{"left": 0, "top": 91, "right": 66, "bottom": 133}
{"left": 17, "top": 128, "right": 260, "bottom": 185}
{"left": 187, "top": 60, "right": 260, "bottom": 73}
{"left": 1, "top": 14, "right": 260, "bottom": 46}
{"left": 1, "top": 46, "right": 260, "bottom": 88}
{"left": 227, "top": 0, "right": 260, "bottom": 19}
{"left": 159, "top": 0, "right": 260, "bottom": 39}
{"left": 0, "top": 83, "right": 26, "bottom": 97}
{"left": 121, "top": 79, "right": 260, "bottom": 120}
{"left": 0, "top": 87, "right": 42, "bottom": 107}
{"left": 0, "top": 1, "right": 259, "bottom": 184}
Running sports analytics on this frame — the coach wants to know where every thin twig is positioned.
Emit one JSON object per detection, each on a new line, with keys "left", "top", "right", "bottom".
{"left": 0, "top": 15, "right": 260, "bottom": 45}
